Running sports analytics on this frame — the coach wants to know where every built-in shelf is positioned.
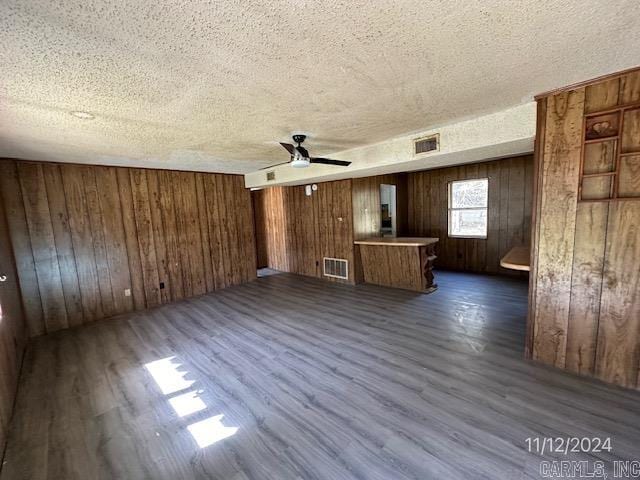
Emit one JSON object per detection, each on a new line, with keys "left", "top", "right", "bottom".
{"left": 579, "top": 104, "right": 640, "bottom": 202}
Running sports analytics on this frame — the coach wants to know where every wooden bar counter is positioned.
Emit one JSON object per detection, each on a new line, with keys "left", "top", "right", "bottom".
{"left": 354, "top": 237, "right": 439, "bottom": 293}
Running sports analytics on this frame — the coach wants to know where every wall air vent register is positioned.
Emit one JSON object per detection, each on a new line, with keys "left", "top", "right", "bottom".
{"left": 414, "top": 134, "right": 439, "bottom": 155}
{"left": 323, "top": 257, "right": 348, "bottom": 280}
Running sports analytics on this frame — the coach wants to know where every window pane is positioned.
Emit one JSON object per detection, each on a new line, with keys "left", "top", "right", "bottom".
{"left": 450, "top": 179, "right": 488, "bottom": 208}
{"left": 450, "top": 209, "right": 487, "bottom": 237}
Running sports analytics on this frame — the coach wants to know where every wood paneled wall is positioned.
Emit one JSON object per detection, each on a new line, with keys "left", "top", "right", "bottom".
{"left": 256, "top": 162, "right": 533, "bottom": 284}
{"left": 406, "top": 156, "right": 534, "bottom": 275}
{"left": 352, "top": 174, "right": 408, "bottom": 282}
{"left": 0, "top": 193, "right": 27, "bottom": 462}
{"left": 253, "top": 180, "right": 355, "bottom": 283}
{"left": 530, "top": 68, "right": 640, "bottom": 390}
{"left": 0, "top": 159, "right": 256, "bottom": 337}
{"left": 352, "top": 174, "right": 408, "bottom": 240}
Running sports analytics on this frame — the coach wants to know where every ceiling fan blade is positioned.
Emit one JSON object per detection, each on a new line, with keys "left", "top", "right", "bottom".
{"left": 297, "top": 146, "right": 309, "bottom": 158}
{"left": 279, "top": 142, "right": 295, "bottom": 154}
{"left": 259, "top": 160, "right": 291, "bottom": 170}
{"left": 310, "top": 158, "right": 352, "bottom": 167}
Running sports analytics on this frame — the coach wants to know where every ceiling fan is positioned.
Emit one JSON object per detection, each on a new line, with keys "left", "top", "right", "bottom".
{"left": 265, "top": 134, "right": 352, "bottom": 169}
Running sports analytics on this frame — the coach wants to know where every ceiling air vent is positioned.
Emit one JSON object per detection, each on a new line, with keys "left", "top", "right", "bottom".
{"left": 266, "top": 170, "right": 276, "bottom": 181}
{"left": 414, "top": 134, "right": 439, "bottom": 155}
{"left": 323, "top": 257, "right": 348, "bottom": 280}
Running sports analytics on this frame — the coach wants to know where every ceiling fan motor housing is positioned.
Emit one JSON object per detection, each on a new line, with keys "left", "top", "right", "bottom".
{"left": 292, "top": 134, "right": 307, "bottom": 144}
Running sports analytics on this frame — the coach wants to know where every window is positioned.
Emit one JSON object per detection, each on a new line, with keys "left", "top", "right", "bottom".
{"left": 448, "top": 178, "right": 488, "bottom": 238}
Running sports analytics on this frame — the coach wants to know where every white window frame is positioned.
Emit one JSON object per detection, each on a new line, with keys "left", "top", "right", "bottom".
{"left": 448, "top": 178, "right": 489, "bottom": 239}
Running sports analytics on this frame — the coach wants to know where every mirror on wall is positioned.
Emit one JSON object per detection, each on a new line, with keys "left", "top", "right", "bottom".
{"left": 380, "top": 184, "right": 397, "bottom": 237}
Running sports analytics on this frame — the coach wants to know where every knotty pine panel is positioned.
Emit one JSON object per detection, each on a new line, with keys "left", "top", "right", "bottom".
{"left": 0, "top": 159, "right": 256, "bottom": 336}
{"left": 406, "top": 155, "right": 534, "bottom": 276}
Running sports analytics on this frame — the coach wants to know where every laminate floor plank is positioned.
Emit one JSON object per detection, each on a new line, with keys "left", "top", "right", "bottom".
{"left": 2, "top": 271, "right": 639, "bottom": 480}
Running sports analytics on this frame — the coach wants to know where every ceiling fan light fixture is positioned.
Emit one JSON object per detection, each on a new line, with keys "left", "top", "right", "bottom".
{"left": 290, "top": 156, "right": 310, "bottom": 168}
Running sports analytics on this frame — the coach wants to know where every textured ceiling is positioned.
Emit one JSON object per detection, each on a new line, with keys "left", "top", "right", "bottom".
{"left": 1, "top": 0, "right": 639, "bottom": 174}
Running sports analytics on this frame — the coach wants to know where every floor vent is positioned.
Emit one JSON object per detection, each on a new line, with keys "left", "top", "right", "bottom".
{"left": 266, "top": 170, "right": 276, "bottom": 181}
{"left": 414, "top": 134, "right": 439, "bottom": 155}
{"left": 323, "top": 257, "right": 348, "bottom": 280}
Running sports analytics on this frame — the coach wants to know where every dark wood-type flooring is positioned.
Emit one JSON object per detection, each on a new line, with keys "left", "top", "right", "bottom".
{"left": 2, "top": 271, "right": 639, "bottom": 479}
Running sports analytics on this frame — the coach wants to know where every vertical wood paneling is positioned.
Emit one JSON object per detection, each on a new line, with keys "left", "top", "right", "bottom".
{"left": 62, "top": 165, "right": 105, "bottom": 322}
{"left": 145, "top": 170, "right": 171, "bottom": 303}
{"left": 594, "top": 202, "right": 640, "bottom": 388}
{"left": 257, "top": 187, "right": 286, "bottom": 272}
{"left": 41, "top": 163, "right": 85, "bottom": 327}
{"left": 254, "top": 179, "right": 355, "bottom": 284}
{"left": 194, "top": 173, "right": 215, "bottom": 292}
{"left": 498, "top": 160, "right": 511, "bottom": 273}
{"left": 530, "top": 67, "right": 640, "bottom": 390}
{"left": 584, "top": 77, "right": 620, "bottom": 113}
{"left": 95, "top": 167, "right": 133, "bottom": 314}
{"left": 0, "top": 189, "right": 27, "bottom": 463}
{"left": 532, "top": 91, "right": 585, "bottom": 368}
{"left": 241, "top": 180, "right": 258, "bottom": 281}
{"left": 130, "top": 169, "right": 161, "bottom": 307}
{"left": 213, "top": 174, "right": 233, "bottom": 288}
{"left": 116, "top": 168, "right": 147, "bottom": 311}
{"left": 619, "top": 70, "right": 640, "bottom": 104}
{"left": 526, "top": 99, "right": 547, "bottom": 359}
{"left": 506, "top": 157, "right": 526, "bottom": 249}
{"left": 221, "top": 174, "right": 241, "bottom": 286}
{"left": 474, "top": 162, "right": 488, "bottom": 269}
{"left": 2, "top": 160, "right": 255, "bottom": 336}
{"left": 0, "top": 161, "right": 44, "bottom": 336}
{"left": 485, "top": 161, "right": 501, "bottom": 273}
{"left": 18, "top": 163, "right": 69, "bottom": 332}
{"left": 352, "top": 174, "right": 408, "bottom": 241}
{"left": 82, "top": 166, "right": 116, "bottom": 317}
{"left": 523, "top": 157, "right": 534, "bottom": 243}
{"left": 236, "top": 176, "right": 257, "bottom": 284}
{"left": 406, "top": 155, "right": 533, "bottom": 275}
{"left": 253, "top": 190, "right": 268, "bottom": 269}
{"left": 565, "top": 203, "right": 608, "bottom": 375}
{"left": 177, "top": 172, "right": 206, "bottom": 295}
{"left": 203, "top": 174, "right": 225, "bottom": 290}
{"left": 157, "top": 170, "right": 185, "bottom": 301}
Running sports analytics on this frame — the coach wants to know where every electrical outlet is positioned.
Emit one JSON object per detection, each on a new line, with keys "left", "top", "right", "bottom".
{"left": 124, "top": 288, "right": 131, "bottom": 297}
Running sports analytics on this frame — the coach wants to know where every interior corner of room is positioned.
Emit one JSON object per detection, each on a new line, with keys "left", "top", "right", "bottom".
{"left": 1, "top": 3, "right": 640, "bottom": 478}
